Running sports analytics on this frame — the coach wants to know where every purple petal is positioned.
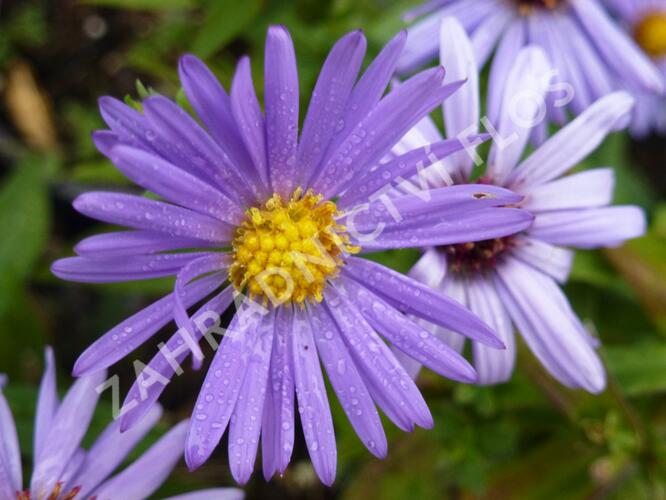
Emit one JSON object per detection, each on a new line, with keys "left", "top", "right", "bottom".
{"left": 34, "top": 347, "right": 58, "bottom": 460}
{"left": 469, "top": 8, "right": 513, "bottom": 67}
{"left": 540, "top": 15, "right": 592, "bottom": 116}
{"left": 341, "top": 277, "right": 477, "bottom": 383}
{"left": 291, "top": 307, "right": 337, "bottom": 486}
{"left": 355, "top": 207, "right": 533, "bottom": 250}
{"left": 73, "top": 272, "right": 224, "bottom": 376}
{"left": 51, "top": 252, "right": 214, "bottom": 283}
{"left": 487, "top": 46, "right": 552, "bottom": 184}
{"left": 324, "top": 284, "right": 433, "bottom": 431}
{"left": 571, "top": 0, "right": 664, "bottom": 94}
{"left": 185, "top": 306, "right": 268, "bottom": 470}
{"left": 495, "top": 257, "right": 606, "bottom": 392}
{"left": 344, "top": 183, "right": 523, "bottom": 234}
{"left": 72, "top": 192, "right": 234, "bottom": 243}
{"left": 392, "top": 111, "right": 445, "bottom": 156}
{"left": 338, "top": 139, "right": 483, "bottom": 209}
{"left": 511, "top": 236, "right": 573, "bottom": 283}
{"left": 525, "top": 12, "right": 568, "bottom": 125}
{"left": 261, "top": 307, "right": 295, "bottom": 480}
{"left": 92, "top": 421, "right": 188, "bottom": 499}
{"left": 119, "top": 286, "right": 235, "bottom": 432}
{"left": 178, "top": 54, "right": 257, "bottom": 182}
{"left": 343, "top": 257, "right": 502, "bottom": 348}
{"left": 398, "top": 0, "right": 501, "bottom": 73}
{"left": 59, "top": 448, "right": 86, "bottom": 492}
{"left": 313, "top": 68, "right": 465, "bottom": 198}
{"left": 98, "top": 96, "right": 238, "bottom": 190}
{"left": 172, "top": 254, "right": 231, "bottom": 367}
{"left": 231, "top": 57, "right": 269, "bottom": 186}
{"left": 521, "top": 168, "right": 615, "bottom": 212}
{"left": 164, "top": 489, "right": 244, "bottom": 500}
{"left": 75, "top": 405, "right": 162, "bottom": 497}
{"left": 408, "top": 248, "right": 448, "bottom": 289}
{"left": 341, "top": 31, "right": 407, "bottom": 138}
{"left": 98, "top": 97, "right": 167, "bottom": 157}
{"left": 551, "top": 11, "right": 614, "bottom": 104}
{"left": 92, "top": 130, "right": 119, "bottom": 158}
{"left": 109, "top": 145, "right": 243, "bottom": 225}
{"left": 431, "top": 277, "right": 469, "bottom": 353}
{"left": 487, "top": 19, "right": 525, "bottom": 126}
{"left": 142, "top": 95, "right": 261, "bottom": 203}
{"left": 75, "top": 230, "right": 216, "bottom": 258}
{"left": 309, "top": 303, "right": 387, "bottom": 459}
{"left": 467, "top": 277, "right": 515, "bottom": 385}
{"left": 298, "top": 31, "right": 366, "bottom": 185}
{"left": 529, "top": 206, "right": 646, "bottom": 248}
{"left": 30, "top": 370, "right": 107, "bottom": 495}
{"left": 228, "top": 317, "right": 274, "bottom": 485}
{"left": 508, "top": 92, "right": 635, "bottom": 189}
{"left": 439, "top": 17, "right": 479, "bottom": 179}
{"left": 264, "top": 26, "right": 300, "bottom": 197}
{"left": 0, "top": 380, "right": 21, "bottom": 495}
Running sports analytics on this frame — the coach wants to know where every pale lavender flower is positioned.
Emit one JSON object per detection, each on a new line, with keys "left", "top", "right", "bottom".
{"left": 393, "top": 18, "right": 646, "bottom": 393}
{"left": 606, "top": 0, "right": 666, "bottom": 136}
{"left": 51, "top": 26, "right": 533, "bottom": 485}
{"left": 400, "top": 0, "right": 664, "bottom": 129}
{"left": 0, "top": 348, "right": 242, "bottom": 500}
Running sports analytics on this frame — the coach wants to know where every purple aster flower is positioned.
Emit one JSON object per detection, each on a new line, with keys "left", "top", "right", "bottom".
{"left": 399, "top": 0, "right": 664, "bottom": 127}
{"left": 392, "top": 18, "right": 646, "bottom": 393}
{"left": 51, "top": 26, "right": 533, "bottom": 485}
{"left": 606, "top": 0, "right": 666, "bottom": 136}
{"left": 0, "top": 348, "right": 242, "bottom": 500}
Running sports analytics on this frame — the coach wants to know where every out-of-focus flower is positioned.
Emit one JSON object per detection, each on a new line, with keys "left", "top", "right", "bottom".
{"left": 0, "top": 348, "right": 243, "bottom": 500}
{"left": 400, "top": 0, "right": 664, "bottom": 129}
{"left": 606, "top": 0, "right": 666, "bottom": 136}
{"left": 51, "top": 26, "right": 534, "bottom": 485}
{"left": 394, "top": 18, "right": 646, "bottom": 393}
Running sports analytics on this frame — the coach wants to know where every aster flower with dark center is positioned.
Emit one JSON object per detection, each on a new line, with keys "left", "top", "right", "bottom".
{"left": 51, "top": 26, "right": 533, "bottom": 485}
{"left": 391, "top": 18, "right": 646, "bottom": 393}
{"left": 399, "top": 0, "right": 664, "bottom": 129}
{"left": 606, "top": 0, "right": 666, "bottom": 136}
{"left": 0, "top": 349, "right": 242, "bottom": 500}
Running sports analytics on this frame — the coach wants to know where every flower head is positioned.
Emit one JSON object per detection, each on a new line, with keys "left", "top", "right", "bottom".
{"left": 0, "top": 348, "right": 242, "bottom": 500}
{"left": 606, "top": 0, "right": 666, "bottom": 136}
{"left": 52, "top": 26, "right": 534, "bottom": 485}
{"left": 395, "top": 18, "right": 646, "bottom": 393}
{"left": 400, "top": 0, "right": 664, "bottom": 126}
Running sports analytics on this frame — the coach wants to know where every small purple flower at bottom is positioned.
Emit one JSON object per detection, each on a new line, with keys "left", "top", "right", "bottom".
{"left": 0, "top": 348, "right": 242, "bottom": 500}
{"left": 606, "top": 0, "right": 666, "bottom": 137}
{"left": 392, "top": 18, "right": 646, "bottom": 393}
{"left": 399, "top": 0, "right": 664, "bottom": 127}
{"left": 51, "top": 26, "right": 534, "bottom": 485}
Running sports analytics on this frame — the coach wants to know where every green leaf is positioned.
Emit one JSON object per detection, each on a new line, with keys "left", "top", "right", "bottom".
{"left": 653, "top": 204, "right": 666, "bottom": 239}
{"left": 604, "top": 341, "right": 666, "bottom": 396}
{"left": 0, "top": 157, "right": 52, "bottom": 319}
{"left": 570, "top": 251, "right": 631, "bottom": 297}
{"left": 0, "top": 290, "right": 47, "bottom": 379}
{"left": 191, "top": 0, "right": 263, "bottom": 59}
{"left": 70, "top": 160, "right": 132, "bottom": 185}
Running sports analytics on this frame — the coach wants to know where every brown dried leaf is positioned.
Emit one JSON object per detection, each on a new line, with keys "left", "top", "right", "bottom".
{"left": 4, "top": 60, "right": 59, "bottom": 152}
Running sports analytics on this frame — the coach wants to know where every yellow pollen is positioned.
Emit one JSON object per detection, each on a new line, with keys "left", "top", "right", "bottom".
{"left": 230, "top": 188, "right": 360, "bottom": 306}
{"left": 635, "top": 12, "right": 666, "bottom": 58}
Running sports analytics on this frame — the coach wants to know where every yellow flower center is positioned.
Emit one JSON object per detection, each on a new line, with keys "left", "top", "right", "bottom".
{"left": 230, "top": 188, "right": 359, "bottom": 306}
{"left": 635, "top": 12, "right": 666, "bottom": 58}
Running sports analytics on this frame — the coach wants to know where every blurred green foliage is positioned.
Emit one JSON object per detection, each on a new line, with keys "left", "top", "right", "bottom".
{"left": 0, "top": 0, "right": 665, "bottom": 498}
